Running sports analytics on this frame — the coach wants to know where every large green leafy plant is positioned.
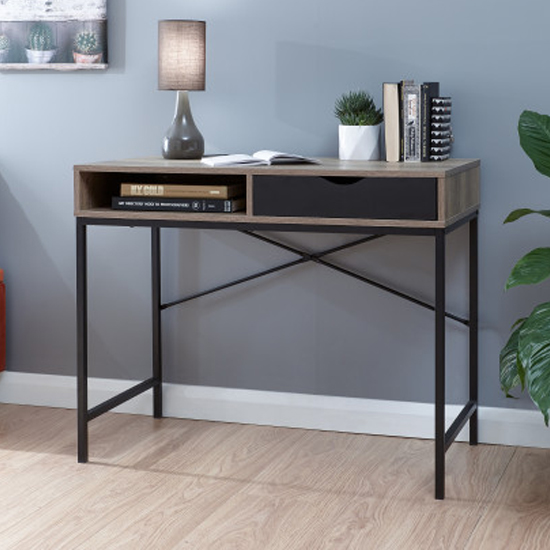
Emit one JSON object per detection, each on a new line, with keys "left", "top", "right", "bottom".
{"left": 500, "top": 110, "right": 550, "bottom": 424}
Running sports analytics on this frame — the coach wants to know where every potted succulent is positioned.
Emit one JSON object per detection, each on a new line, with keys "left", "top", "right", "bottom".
{"left": 0, "top": 34, "right": 11, "bottom": 63}
{"left": 334, "top": 90, "right": 383, "bottom": 160}
{"left": 73, "top": 30, "right": 103, "bottom": 64}
{"left": 25, "top": 22, "right": 56, "bottom": 64}
{"left": 500, "top": 109, "right": 550, "bottom": 425}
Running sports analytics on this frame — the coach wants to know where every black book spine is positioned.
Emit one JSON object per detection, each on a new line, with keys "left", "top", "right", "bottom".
{"left": 420, "top": 82, "right": 440, "bottom": 162}
{"left": 112, "top": 196, "right": 242, "bottom": 213}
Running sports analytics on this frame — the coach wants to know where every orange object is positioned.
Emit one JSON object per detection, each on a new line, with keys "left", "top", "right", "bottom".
{"left": 0, "top": 269, "right": 5, "bottom": 372}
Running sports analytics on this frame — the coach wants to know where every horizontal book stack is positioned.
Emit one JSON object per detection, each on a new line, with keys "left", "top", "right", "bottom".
{"left": 383, "top": 80, "right": 453, "bottom": 162}
{"left": 112, "top": 182, "right": 246, "bottom": 213}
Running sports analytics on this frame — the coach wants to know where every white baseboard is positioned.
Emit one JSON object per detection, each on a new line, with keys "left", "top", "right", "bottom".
{"left": 1, "top": 371, "right": 549, "bottom": 449}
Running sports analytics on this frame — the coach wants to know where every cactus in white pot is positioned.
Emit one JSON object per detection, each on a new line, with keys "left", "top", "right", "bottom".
{"left": 26, "top": 22, "right": 57, "bottom": 64}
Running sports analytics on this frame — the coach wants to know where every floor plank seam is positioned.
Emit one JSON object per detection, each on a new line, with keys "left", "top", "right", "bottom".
{"left": 462, "top": 446, "right": 518, "bottom": 549}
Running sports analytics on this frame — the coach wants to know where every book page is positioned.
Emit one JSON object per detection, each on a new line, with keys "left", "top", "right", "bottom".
{"left": 201, "top": 154, "right": 267, "bottom": 167}
{"left": 252, "top": 150, "right": 318, "bottom": 164}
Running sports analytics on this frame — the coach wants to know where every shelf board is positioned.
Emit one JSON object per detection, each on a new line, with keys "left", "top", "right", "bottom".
{"left": 0, "top": 63, "right": 108, "bottom": 71}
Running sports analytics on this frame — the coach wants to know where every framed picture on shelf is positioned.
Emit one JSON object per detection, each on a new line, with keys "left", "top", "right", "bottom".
{"left": 0, "top": 0, "right": 108, "bottom": 71}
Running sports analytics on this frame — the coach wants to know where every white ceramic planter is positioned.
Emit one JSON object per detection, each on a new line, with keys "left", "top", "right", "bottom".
{"left": 25, "top": 49, "right": 56, "bottom": 64}
{"left": 338, "top": 124, "right": 381, "bottom": 160}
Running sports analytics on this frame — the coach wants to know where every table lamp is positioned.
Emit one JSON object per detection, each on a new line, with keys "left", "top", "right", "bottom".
{"left": 158, "top": 20, "right": 205, "bottom": 159}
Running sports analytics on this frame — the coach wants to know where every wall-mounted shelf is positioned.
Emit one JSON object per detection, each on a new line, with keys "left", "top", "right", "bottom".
{"left": 0, "top": 63, "right": 107, "bottom": 71}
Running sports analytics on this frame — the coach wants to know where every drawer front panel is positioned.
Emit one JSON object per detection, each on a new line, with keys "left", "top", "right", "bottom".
{"left": 253, "top": 176, "right": 438, "bottom": 220}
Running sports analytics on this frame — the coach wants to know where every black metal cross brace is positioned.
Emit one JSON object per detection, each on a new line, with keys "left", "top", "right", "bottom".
{"left": 160, "top": 230, "right": 469, "bottom": 327}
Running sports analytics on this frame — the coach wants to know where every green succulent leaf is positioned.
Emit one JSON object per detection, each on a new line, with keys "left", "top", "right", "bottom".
{"left": 504, "top": 208, "right": 550, "bottom": 224}
{"left": 334, "top": 90, "right": 383, "bottom": 126}
{"left": 517, "top": 302, "right": 550, "bottom": 425}
{"left": 518, "top": 110, "right": 550, "bottom": 179}
{"left": 505, "top": 247, "right": 550, "bottom": 290}
{"left": 499, "top": 322, "right": 525, "bottom": 396}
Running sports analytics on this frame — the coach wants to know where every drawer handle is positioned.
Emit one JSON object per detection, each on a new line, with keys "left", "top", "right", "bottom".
{"left": 321, "top": 176, "right": 363, "bottom": 185}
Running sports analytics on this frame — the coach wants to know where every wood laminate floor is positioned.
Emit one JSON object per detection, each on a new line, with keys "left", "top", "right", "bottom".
{"left": 0, "top": 403, "right": 549, "bottom": 549}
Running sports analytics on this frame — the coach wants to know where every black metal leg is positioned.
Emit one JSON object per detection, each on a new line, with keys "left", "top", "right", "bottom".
{"left": 75, "top": 214, "right": 477, "bottom": 499}
{"left": 152, "top": 227, "right": 163, "bottom": 418}
{"left": 435, "top": 230, "right": 446, "bottom": 500}
{"left": 469, "top": 217, "right": 479, "bottom": 445}
{"left": 76, "top": 220, "right": 88, "bottom": 463}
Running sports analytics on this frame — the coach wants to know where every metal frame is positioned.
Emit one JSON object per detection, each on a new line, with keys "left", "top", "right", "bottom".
{"left": 76, "top": 212, "right": 478, "bottom": 500}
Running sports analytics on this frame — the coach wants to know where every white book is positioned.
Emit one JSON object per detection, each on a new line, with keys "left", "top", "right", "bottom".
{"left": 383, "top": 83, "right": 400, "bottom": 162}
{"left": 201, "top": 151, "right": 318, "bottom": 167}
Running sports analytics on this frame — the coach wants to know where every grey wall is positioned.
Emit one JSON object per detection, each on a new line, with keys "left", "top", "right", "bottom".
{"left": 0, "top": 0, "right": 548, "bottom": 411}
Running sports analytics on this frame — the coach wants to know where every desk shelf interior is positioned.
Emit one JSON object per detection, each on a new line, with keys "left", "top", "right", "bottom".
{"left": 75, "top": 170, "right": 251, "bottom": 218}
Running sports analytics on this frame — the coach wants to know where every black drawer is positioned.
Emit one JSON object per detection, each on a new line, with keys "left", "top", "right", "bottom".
{"left": 253, "top": 176, "right": 438, "bottom": 220}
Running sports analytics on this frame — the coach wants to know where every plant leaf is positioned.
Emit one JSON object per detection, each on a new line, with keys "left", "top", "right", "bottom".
{"left": 500, "top": 322, "right": 525, "bottom": 396}
{"left": 526, "top": 344, "right": 550, "bottom": 426}
{"left": 511, "top": 317, "right": 527, "bottom": 331}
{"left": 504, "top": 208, "right": 550, "bottom": 223}
{"left": 518, "top": 302, "right": 550, "bottom": 425}
{"left": 518, "top": 110, "right": 550, "bottom": 179}
{"left": 506, "top": 247, "right": 550, "bottom": 289}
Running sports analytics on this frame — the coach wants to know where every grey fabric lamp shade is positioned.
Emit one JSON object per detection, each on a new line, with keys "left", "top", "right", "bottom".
{"left": 158, "top": 20, "right": 206, "bottom": 91}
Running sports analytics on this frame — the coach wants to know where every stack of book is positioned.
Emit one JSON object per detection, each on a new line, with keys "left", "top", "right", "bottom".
{"left": 430, "top": 97, "right": 452, "bottom": 161}
{"left": 112, "top": 182, "right": 246, "bottom": 213}
{"left": 383, "top": 80, "right": 453, "bottom": 162}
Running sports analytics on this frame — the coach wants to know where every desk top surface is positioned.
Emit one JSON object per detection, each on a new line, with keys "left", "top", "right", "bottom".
{"left": 75, "top": 157, "right": 480, "bottom": 178}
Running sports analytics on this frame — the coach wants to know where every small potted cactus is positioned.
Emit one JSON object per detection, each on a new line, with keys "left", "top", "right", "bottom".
{"left": 26, "top": 22, "right": 57, "bottom": 64}
{"left": 73, "top": 31, "right": 103, "bottom": 64}
{"left": 0, "top": 34, "right": 11, "bottom": 63}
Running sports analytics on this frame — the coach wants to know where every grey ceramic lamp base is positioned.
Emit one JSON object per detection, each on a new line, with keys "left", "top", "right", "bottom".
{"left": 162, "top": 90, "right": 204, "bottom": 160}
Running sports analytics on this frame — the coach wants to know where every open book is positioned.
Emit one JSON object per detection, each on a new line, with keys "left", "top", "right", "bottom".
{"left": 201, "top": 150, "right": 319, "bottom": 167}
